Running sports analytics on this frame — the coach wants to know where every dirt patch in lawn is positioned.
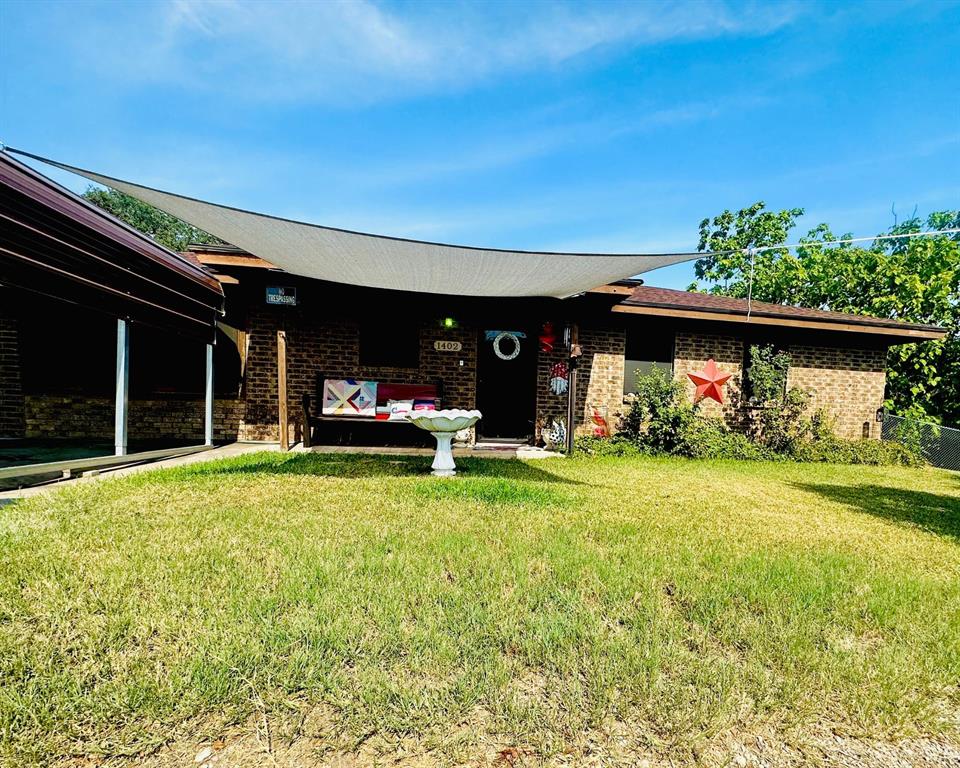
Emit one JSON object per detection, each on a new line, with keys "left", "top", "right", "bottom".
{"left": 75, "top": 707, "right": 960, "bottom": 768}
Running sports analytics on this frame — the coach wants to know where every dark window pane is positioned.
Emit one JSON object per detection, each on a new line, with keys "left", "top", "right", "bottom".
{"left": 623, "top": 329, "right": 674, "bottom": 395}
{"left": 359, "top": 321, "right": 419, "bottom": 368}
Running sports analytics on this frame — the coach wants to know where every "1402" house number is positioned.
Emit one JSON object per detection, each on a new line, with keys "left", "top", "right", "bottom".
{"left": 434, "top": 340, "right": 462, "bottom": 352}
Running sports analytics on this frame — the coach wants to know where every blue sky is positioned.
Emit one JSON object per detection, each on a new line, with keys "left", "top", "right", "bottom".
{"left": 1, "top": 0, "right": 958, "bottom": 289}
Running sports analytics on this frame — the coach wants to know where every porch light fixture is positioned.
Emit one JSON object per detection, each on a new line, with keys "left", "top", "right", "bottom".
{"left": 442, "top": 317, "right": 457, "bottom": 329}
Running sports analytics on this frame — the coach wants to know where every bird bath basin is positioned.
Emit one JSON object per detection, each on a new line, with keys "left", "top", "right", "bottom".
{"left": 407, "top": 409, "right": 482, "bottom": 476}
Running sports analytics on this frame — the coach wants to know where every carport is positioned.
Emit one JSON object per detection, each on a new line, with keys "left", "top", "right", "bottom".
{"left": 0, "top": 150, "right": 224, "bottom": 484}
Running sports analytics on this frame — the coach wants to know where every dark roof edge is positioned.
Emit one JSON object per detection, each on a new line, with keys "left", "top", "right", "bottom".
{"left": 622, "top": 297, "right": 945, "bottom": 335}
{"left": 1, "top": 150, "right": 222, "bottom": 295}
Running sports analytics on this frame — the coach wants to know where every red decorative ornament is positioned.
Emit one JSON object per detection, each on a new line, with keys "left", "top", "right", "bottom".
{"left": 591, "top": 407, "right": 610, "bottom": 437}
{"left": 539, "top": 321, "right": 557, "bottom": 353}
{"left": 549, "top": 361, "right": 568, "bottom": 395}
{"left": 687, "top": 359, "right": 732, "bottom": 404}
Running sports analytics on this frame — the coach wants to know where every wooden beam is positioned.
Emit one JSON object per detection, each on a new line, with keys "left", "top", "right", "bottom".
{"left": 193, "top": 253, "right": 277, "bottom": 269}
{"left": 277, "top": 329, "right": 289, "bottom": 451}
{"left": 611, "top": 304, "right": 946, "bottom": 340}
{"left": 587, "top": 284, "right": 635, "bottom": 296}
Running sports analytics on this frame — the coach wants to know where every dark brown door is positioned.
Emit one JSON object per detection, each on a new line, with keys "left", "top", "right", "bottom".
{"left": 476, "top": 329, "right": 537, "bottom": 440}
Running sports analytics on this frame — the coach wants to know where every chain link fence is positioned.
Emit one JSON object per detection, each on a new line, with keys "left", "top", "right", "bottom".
{"left": 881, "top": 413, "right": 960, "bottom": 471}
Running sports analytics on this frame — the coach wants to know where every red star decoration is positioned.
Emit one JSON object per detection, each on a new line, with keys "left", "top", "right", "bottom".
{"left": 687, "top": 358, "right": 732, "bottom": 404}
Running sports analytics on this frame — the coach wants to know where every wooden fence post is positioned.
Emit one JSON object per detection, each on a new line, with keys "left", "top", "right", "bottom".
{"left": 277, "top": 329, "right": 289, "bottom": 451}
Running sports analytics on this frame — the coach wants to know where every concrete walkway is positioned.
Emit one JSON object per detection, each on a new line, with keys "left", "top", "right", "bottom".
{"left": 0, "top": 442, "right": 284, "bottom": 503}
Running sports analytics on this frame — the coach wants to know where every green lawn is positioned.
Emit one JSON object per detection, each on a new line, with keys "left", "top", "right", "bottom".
{"left": 1, "top": 453, "right": 958, "bottom": 766}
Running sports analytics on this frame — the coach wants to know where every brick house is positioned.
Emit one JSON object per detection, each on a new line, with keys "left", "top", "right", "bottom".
{"left": 0, "top": 149, "right": 946, "bottom": 454}
{"left": 16, "top": 243, "right": 923, "bottom": 448}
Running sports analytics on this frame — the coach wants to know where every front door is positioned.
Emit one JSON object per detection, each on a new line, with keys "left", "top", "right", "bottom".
{"left": 476, "top": 328, "right": 537, "bottom": 440}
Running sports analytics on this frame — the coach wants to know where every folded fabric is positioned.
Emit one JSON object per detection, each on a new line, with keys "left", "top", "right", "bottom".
{"left": 413, "top": 398, "right": 437, "bottom": 411}
{"left": 387, "top": 399, "right": 415, "bottom": 420}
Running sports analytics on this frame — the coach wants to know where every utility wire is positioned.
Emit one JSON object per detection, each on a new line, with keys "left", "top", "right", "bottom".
{"left": 745, "top": 227, "right": 960, "bottom": 256}
{"left": 736, "top": 227, "right": 960, "bottom": 318}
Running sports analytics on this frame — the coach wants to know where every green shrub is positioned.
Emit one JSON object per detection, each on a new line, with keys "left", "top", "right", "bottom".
{"left": 586, "top": 369, "right": 925, "bottom": 468}
{"left": 619, "top": 367, "right": 693, "bottom": 452}
{"left": 754, "top": 387, "right": 812, "bottom": 453}
{"left": 574, "top": 435, "right": 646, "bottom": 457}
{"left": 676, "top": 417, "right": 774, "bottom": 460}
{"left": 746, "top": 344, "right": 792, "bottom": 404}
{"left": 796, "top": 436, "right": 924, "bottom": 466}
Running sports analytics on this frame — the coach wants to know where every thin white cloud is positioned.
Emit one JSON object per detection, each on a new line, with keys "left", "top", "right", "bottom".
{"left": 80, "top": 0, "right": 804, "bottom": 104}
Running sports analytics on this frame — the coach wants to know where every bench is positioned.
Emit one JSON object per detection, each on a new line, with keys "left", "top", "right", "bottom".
{"left": 301, "top": 376, "right": 443, "bottom": 448}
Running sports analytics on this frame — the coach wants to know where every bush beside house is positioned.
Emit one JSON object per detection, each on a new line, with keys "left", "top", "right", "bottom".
{"left": 578, "top": 348, "right": 922, "bottom": 467}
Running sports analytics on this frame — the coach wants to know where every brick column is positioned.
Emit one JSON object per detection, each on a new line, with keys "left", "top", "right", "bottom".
{"left": 576, "top": 327, "right": 626, "bottom": 437}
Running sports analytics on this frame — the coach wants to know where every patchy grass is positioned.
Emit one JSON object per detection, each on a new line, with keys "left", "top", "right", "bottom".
{"left": 0, "top": 453, "right": 958, "bottom": 766}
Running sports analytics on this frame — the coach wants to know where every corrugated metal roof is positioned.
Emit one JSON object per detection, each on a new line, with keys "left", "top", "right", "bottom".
{"left": 0, "top": 151, "right": 224, "bottom": 341}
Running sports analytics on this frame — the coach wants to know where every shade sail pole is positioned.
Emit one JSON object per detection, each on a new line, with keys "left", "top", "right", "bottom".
{"left": 565, "top": 323, "right": 580, "bottom": 454}
{"left": 204, "top": 343, "right": 214, "bottom": 446}
{"left": 114, "top": 319, "right": 130, "bottom": 456}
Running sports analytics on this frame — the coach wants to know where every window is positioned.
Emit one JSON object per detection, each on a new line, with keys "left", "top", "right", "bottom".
{"left": 623, "top": 330, "right": 674, "bottom": 396}
{"left": 743, "top": 343, "right": 791, "bottom": 404}
{"left": 359, "top": 320, "right": 419, "bottom": 368}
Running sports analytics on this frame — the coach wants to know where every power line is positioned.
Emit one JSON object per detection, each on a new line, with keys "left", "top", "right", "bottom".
{"left": 747, "top": 227, "right": 960, "bottom": 255}
{"left": 737, "top": 227, "right": 960, "bottom": 318}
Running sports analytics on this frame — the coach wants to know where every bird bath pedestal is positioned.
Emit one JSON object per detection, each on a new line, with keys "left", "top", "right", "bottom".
{"left": 407, "top": 410, "right": 482, "bottom": 476}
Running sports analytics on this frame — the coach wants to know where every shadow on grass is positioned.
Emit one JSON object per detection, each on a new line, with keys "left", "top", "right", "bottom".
{"left": 183, "top": 451, "right": 586, "bottom": 485}
{"left": 794, "top": 482, "right": 960, "bottom": 540}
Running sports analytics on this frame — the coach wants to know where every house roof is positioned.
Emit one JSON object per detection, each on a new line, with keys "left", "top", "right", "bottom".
{"left": 8, "top": 149, "right": 704, "bottom": 299}
{"left": 187, "top": 243, "right": 945, "bottom": 341}
{"left": 614, "top": 285, "right": 946, "bottom": 340}
{"left": 0, "top": 150, "right": 224, "bottom": 342}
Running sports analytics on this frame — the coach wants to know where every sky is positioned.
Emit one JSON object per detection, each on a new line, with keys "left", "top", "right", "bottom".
{"left": 1, "top": 0, "right": 958, "bottom": 290}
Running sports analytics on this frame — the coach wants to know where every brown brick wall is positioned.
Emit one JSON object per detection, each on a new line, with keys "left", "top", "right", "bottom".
{"left": 535, "top": 332, "right": 568, "bottom": 440}
{"left": 23, "top": 396, "right": 243, "bottom": 441}
{"left": 242, "top": 312, "right": 628, "bottom": 444}
{"left": 533, "top": 326, "right": 626, "bottom": 440}
{"left": 8, "top": 301, "right": 894, "bottom": 448}
{"left": 240, "top": 307, "right": 478, "bottom": 443}
{"left": 577, "top": 328, "right": 626, "bottom": 437}
{"left": 786, "top": 344, "right": 886, "bottom": 439}
{"left": 0, "top": 313, "right": 25, "bottom": 438}
{"left": 671, "top": 331, "right": 886, "bottom": 439}
{"left": 673, "top": 331, "right": 746, "bottom": 428}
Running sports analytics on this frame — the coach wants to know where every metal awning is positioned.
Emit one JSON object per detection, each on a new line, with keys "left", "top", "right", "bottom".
{"left": 9, "top": 149, "right": 701, "bottom": 299}
{"left": 0, "top": 151, "right": 223, "bottom": 342}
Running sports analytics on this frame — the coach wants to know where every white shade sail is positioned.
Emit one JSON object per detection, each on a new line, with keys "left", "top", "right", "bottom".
{"left": 13, "top": 150, "right": 702, "bottom": 299}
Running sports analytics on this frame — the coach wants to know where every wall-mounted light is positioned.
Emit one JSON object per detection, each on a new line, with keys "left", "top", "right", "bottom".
{"left": 442, "top": 317, "right": 457, "bottom": 329}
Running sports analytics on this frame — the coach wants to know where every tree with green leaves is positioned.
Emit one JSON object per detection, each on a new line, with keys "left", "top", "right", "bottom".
{"left": 82, "top": 186, "right": 222, "bottom": 252}
{"left": 690, "top": 202, "right": 960, "bottom": 426}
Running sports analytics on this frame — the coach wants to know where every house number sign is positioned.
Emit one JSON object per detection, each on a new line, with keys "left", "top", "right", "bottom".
{"left": 434, "top": 340, "right": 462, "bottom": 352}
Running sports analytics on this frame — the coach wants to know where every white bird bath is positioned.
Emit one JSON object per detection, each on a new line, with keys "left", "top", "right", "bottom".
{"left": 407, "top": 409, "right": 482, "bottom": 476}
